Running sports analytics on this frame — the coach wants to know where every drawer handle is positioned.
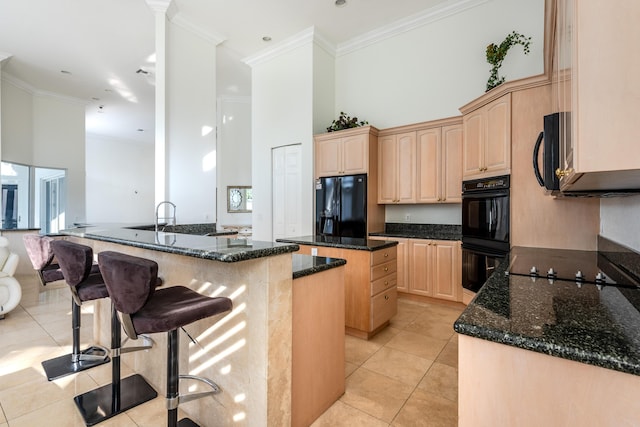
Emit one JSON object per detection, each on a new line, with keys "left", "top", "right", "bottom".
{"left": 384, "top": 295, "right": 390, "bottom": 300}
{"left": 384, "top": 281, "right": 388, "bottom": 286}
{"left": 384, "top": 253, "right": 388, "bottom": 257}
{"left": 384, "top": 267, "right": 388, "bottom": 272}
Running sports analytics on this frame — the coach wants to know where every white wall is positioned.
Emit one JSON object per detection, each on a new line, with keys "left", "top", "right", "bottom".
{"left": 600, "top": 196, "right": 640, "bottom": 252}
{"left": 251, "top": 41, "right": 316, "bottom": 242}
{"left": 86, "top": 134, "right": 155, "bottom": 223}
{"left": 166, "top": 22, "right": 217, "bottom": 224}
{"left": 32, "top": 95, "right": 86, "bottom": 226}
{"left": 216, "top": 96, "right": 252, "bottom": 227}
{"left": 1, "top": 80, "right": 33, "bottom": 163}
{"left": 1, "top": 78, "right": 87, "bottom": 228}
{"left": 335, "top": 0, "right": 544, "bottom": 128}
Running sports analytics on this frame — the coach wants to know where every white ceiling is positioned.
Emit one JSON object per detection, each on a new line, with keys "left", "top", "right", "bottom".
{"left": 0, "top": 0, "right": 454, "bottom": 145}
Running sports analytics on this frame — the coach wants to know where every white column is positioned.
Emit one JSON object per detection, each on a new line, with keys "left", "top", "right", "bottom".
{"left": 145, "top": 1, "right": 173, "bottom": 208}
{"left": 0, "top": 52, "right": 13, "bottom": 163}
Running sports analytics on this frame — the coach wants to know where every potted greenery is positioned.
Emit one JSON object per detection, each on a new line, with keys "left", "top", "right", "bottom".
{"left": 485, "top": 31, "right": 531, "bottom": 92}
{"left": 326, "top": 112, "right": 369, "bottom": 132}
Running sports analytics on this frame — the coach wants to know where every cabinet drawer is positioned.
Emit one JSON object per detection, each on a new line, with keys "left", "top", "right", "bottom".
{"left": 371, "top": 287, "right": 397, "bottom": 330}
{"left": 371, "top": 260, "right": 397, "bottom": 282}
{"left": 371, "top": 273, "right": 397, "bottom": 296}
{"left": 372, "top": 248, "right": 397, "bottom": 266}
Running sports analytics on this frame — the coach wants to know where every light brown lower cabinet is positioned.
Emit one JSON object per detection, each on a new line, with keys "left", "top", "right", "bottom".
{"left": 292, "top": 265, "right": 345, "bottom": 427}
{"left": 409, "top": 239, "right": 461, "bottom": 301}
{"left": 368, "top": 237, "right": 408, "bottom": 292}
{"left": 370, "top": 237, "right": 462, "bottom": 302}
{"left": 295, "top": 244, "right": 398, "bottom": 339}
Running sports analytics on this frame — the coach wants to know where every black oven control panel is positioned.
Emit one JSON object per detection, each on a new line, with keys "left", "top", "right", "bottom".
{"left": 462, "top": 175, "right": 510, "bottom": 193}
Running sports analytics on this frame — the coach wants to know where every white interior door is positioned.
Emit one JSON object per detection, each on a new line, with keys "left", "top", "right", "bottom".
{"left": 272, "top": 144, "right": 302, "bottom": 240}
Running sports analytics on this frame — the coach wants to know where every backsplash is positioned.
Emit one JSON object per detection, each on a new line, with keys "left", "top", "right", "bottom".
{"left": 598, "top": 235, "right": 640, "bottom": 283}
{"left": 384, "top": 223, "right": 461, "bottom": 239}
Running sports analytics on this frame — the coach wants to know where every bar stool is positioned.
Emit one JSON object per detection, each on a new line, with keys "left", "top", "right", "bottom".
{"left": 23, "top": 234, "right": 99, "bottom": 287}
{"left": 98, "top": 251, "right": 233, "bottom": 427}
{"left": 41, "top": 240, "right": 111, "bottom": 381}
{"left": 23, "top": 234, "right": 66, "bottom": 286}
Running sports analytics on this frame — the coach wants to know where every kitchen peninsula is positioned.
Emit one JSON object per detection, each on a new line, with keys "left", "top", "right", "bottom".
{"left": 60, "top": 225, "right": 300, "bottom": 427}
{"left": 454, "top": 237, "right": 640, "bottom": 426}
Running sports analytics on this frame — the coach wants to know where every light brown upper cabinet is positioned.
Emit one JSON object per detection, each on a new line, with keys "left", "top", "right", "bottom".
{"left": 462, "top": 93, "right": 511, "bottom": 179}
{"left": 314, "top": 126, "right": 378, "bottom": 178}
{"left": 378, "top": 132, "right": 416, "bottom": 204}
{"left": 416, "top": 124, "right": 463, "bottom": 203}
{"left": 378, "top": 117, "right": 463, "bottom": 205}
{"left": 552, "top": 0, "right": 640, "bottom": 191}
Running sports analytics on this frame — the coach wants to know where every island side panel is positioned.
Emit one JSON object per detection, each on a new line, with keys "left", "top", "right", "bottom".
{"left": 458, "top": 334, "right": 640, "bottom": 426}
{"left": 77, "top": 237, "right": 292, "bottom": 427}
{"left": 292, "top": 264, "right": 345, "bottom": 427}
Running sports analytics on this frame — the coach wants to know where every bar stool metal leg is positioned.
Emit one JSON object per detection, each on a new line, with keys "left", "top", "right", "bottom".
{"left": 73, "top": 303, "right": 157, "bottom": 426}
{"left": 41, "top": 299, "right": 110, "bottom": 381}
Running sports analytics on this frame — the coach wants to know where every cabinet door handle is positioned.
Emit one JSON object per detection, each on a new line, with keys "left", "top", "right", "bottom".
{"left": 384, "top": 281, "right": 388, "bottom": 286}
{"left": 384, "top": 267, "right": 388, "bottom": 272}
{"left": 384, "top": 295, "right": 390, "bottom": 300}
{"left": 384, "top": 253, "right": 388, "bottom": 257}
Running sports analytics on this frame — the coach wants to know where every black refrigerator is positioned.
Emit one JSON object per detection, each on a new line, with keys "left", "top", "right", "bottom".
{"left": 315, "top": 174, "right": 367, "bottom": 238}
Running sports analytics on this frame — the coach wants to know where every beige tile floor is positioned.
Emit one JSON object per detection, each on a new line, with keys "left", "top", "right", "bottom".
{"left": 312, "top": 298, "right": 463, "bottom": 427}
{"left": 0, "top": 276, "right": 463, "bottom": 427}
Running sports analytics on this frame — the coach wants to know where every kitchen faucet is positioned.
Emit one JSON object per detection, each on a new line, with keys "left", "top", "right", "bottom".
{"left": 155, "top": 201, "right": 176, "bottom": 232}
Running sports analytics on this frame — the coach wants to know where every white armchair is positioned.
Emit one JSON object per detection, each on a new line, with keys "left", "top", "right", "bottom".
{"left": 0, "top": 236, "right": 21, "bottom": 319}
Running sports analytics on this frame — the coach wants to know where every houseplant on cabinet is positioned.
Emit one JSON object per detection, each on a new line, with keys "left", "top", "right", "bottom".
{"left": 485, "top": 31, "right": 531, "bottom": 92}
{"left": 326, "top": 111, "right": 369, "bottom": 132}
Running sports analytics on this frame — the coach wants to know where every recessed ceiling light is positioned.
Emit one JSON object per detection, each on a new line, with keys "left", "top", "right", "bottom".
{"left": 262, "top": 36, "right": 272, "bottom": 42}
{"left": 335, "top": 0, "right": 346, "bottom": 7}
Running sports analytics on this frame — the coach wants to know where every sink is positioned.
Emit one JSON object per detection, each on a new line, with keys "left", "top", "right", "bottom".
{"left": 126, "top": 223, "right": 218, "bottom": 235}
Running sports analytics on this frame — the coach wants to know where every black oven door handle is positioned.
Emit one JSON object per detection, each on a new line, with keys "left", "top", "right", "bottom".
{"left": 533, "top": 131, "right": 545, "bottom": 187}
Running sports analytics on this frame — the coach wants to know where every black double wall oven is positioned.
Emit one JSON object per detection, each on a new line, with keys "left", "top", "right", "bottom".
{"left": 461, "top": 175, "right": 510, "bottom": 292}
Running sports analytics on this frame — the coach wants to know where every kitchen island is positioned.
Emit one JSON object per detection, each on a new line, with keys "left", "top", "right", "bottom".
{"left": 277, "top": 235, "right": 398, "bottom": 339}
{"left": 61, "top": 225, "right": 299, "bottom": 427}
{"left": 454, "top": 237, "right": 640, "bottom": 426}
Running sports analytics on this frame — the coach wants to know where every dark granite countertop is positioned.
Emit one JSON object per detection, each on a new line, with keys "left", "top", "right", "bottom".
{"left": 276, "top": 235, "right": 398, "bottom": 251}
{"left": 60, "top": 225, "right": 298, "bottom": 263}
{"left": 454, "top": 243, "right": 640, "bottom": 376}
{"left": 292, "top": 254, "right": 346, "bottom": 280}
{"left": 369, "top": 223, "right": 461, "bottom": 241}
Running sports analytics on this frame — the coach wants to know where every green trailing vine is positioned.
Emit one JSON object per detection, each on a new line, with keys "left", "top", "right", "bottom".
{"left": 486, "top": 31, "right": 532, "bottom": 92}
{"left": 327, "top": 111, "right": 369, "bottom": 132}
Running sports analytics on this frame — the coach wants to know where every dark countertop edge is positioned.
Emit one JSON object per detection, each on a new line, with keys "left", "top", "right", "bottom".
{"left": 276, "top": 236, "right": 398, "bottom": 251}
{"left": 292, "top": 255, "right": 347, "bottom": 280}
{"left": 62, "top": 230, "right": 300, "bottom": 263}
{"left": 453, "top": 322, "right": 640, "bottom": 376}
{"left": 453, "top": 255, "right": 640, "bottom": 377}
{"left": 0, "top": 228, "right": 42, "bottom": 232}
{"left": 369, "top": 232, "right": 461, "bottom": 241}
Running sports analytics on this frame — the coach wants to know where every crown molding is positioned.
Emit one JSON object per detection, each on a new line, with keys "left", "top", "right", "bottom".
{"left": 0, "top": 52, "right": 12, "bottom": 65}
{"left": 1, "top": 72, "right": 88, "bottom": 105}
{"left": 145, "top": 0, "right": 175, "bottom": 15}
{"left": 170, "top": 14, "right": 226, "bottom": 45}
{"left": 243, "top": 26, "right": 337, "bottom": 67}
{"left": 336, "top": 0, "right": 488, "bottom": 56}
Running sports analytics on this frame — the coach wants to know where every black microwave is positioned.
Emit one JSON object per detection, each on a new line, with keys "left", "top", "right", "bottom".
{"left": 533, "top": 112, "right": 567, "bottom": 192}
